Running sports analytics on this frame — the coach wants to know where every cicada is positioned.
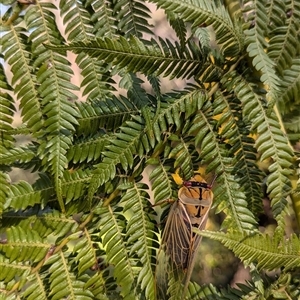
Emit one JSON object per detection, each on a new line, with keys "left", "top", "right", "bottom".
{"left": 155, "top": 174, "right": 215, "bottom": 300}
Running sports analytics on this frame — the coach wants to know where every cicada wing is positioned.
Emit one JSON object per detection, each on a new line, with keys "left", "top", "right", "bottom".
{"left": 155, "top": 200, "right": 193, "bottom": 300}
{"left": 165, "top": 201, "right": 193, "bottom": 268}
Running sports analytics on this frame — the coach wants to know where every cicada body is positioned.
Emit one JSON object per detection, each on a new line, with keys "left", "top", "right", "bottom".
{"left": 155, "top": 174, "right": 214, "bottom": 300}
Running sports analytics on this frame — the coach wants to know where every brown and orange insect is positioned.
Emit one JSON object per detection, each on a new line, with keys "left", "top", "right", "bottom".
{"left": 156, "top": 174, "right": 215, "bottom": 299}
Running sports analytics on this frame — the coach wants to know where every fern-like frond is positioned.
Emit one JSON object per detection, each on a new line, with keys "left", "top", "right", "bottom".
{"left": 196, "top": 230, "right": 300, "bottom": 271}
{"left": 115, "top": 0, "right": 153, "bottom": 38}
{"left": 165, "top": 11, "right": 187, "bottom": 48}
{"left": 120, "top": 73, "right": 152, "bottom": 108}
{"left": 25, "top": 2, "right": 80, "bottom": 212}
{"left": 1, "top": 24, "right": 43, "bottom": 134}
{"left": 268, "top": 21, "right": 298, "bottom": 73}
{"left": 5, "top": 173, "right": 59, "bottom": 211}
{"left": 265, "top": 0, "right": 286, "bottom": 30}
{"left": 185, "top": 282, "right": 221, "bottom": 300}
{"left": 25, "top": 2, "right": 65, "bottom": 50}
{"left": 5, "top": 123, "right": 31, "bottom": 136}
{"left": 37, "top": 68, "right": 79, "bottom": 137}
{"left": 22, "top": 272, "right": 48, "bottom": 299}
{"left": 87, "top": 115, "right": 148, "bottom": 197}
{"left": 278, "top": 58, "right": 300, "bottom": 115}
{"left": 47, "top": 36, "right": 206, "bottom": 79}
{"left": 188, "top": 108, "right": 257, "bottom": 232}
{"left": 283, "top": 111, "right": 300, "bottom": 133}
{"left": 97, "top": 204, "right": 138, "bottom": 299}
{"left": 147, "top": 74, "right": 162, "bottom": 100}
{"left": 141, "top": 106, "right": 157, "bottom": 148}
{"left": 59, "top": 0, "right": 116, "bottom": 99}
{"left": 214, "top": 175, "right": 257, "bottom": 232}
{"left": 62, "top": 169, "right": 91, "bottom": 203}
{"left": 260, "top": 271, "right": 300, "bottom": 300}
{"left": 104, "top": 115, "right": 149, "bottom": 169}
{"left": 151, "top": 0, "right": 244, "bottom": 56}
{"left": 192, "top": 27, "right": 211, "bottom": 53}
{"left": 0, "top": 226, "right": 49, "bottom": 262}
{"left": 234, "top": 136, "right": 264, "bottom": 215}
{"left": 213, "top": 92, "right": 264, "bottom": 216}
{"left": 169, "top": 140, "right": 197, "bottom": 180}
{"left": 190, "top": 277, "right": 299, "bottom": 300}
{"left": 222, "top": 72, "right": 294, "bottom": 229}
{"left": 1, "top": 208, "right": 78, "bottom": 238}
{"left": 0, "top": 62, "right": 15, "bottom": 149}
{"left": 0, "top": 255, "right": 31, "bottom": 289}
{"left": 84, "top": 0, "right": 118, "bottom": 38}
{"left": 154, "top": 87, "right": 207, "bottom": 140}
{"left": 78, "top": 54, "right": 116, "bottom": 100}
{"left": 84, "top": 273, "right": 110, "bottom": 300}
{"left": 120, "top": 181, "right": 157, "bottom": 300}
{"left": 87, "top": 87, "right": 207, "bottom": 199}
{"left": 46, "top": 251, "right": 94, "bottom": 299}
{"left": 67, "top": 133, "right": 111, "bottom": 164}
{"left": 0, "top": 172, "right": 10, "bottom": 214}
{"left": 7, "top": 180, "right": 48, "bottom": 210}
{"left": 224, "top": 0, "right": 242, "bottom": 22}
{"left": 243, "top": 1, "right": 280, "bottom": 101}
{"left": 267, "top": 1, "right": 300, "bottom": 73}
{"left": 60, "top": 0, "right": 94, "bottom": 41}
{"left": 73, "top": 228, "right": 99, "bottom": 275}
{"left": 0, "top": 144, "right": 36, "bottom": 166}
{"left": 76, "top": 96, "right": 139, "bottom": 135}
{"left": 148, "top": 158, "right": 176, "bottom": 203}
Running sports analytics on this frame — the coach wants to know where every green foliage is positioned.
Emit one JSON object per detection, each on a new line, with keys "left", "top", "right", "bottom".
{"left": 196, "top": 230, "right": 300, "bottom": 272}
{"left": 0, "top": 0, "right": 299, "bottom": 299}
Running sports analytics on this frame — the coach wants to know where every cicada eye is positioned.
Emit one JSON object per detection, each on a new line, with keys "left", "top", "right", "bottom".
{"left": 183, "top": 181, "right": 211, "bottom": 189}
{"left": 183, "top": 174, "right": 217, "bottom": 189}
